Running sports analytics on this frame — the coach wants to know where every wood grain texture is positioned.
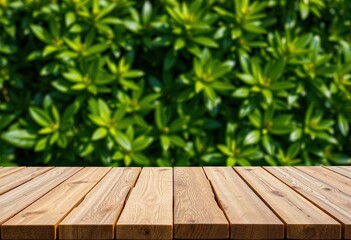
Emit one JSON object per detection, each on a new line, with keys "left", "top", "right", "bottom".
{"left": 174, "top": 167, "right": 229, "bottom": 239}
{"left": 0, "top": 167, "right": 53, "bottom": 194}
{"left": 0, "top": 167, "right": 26, "bottom": 179}
{"left": 59, "top": 167, "right": 141, "bottom": 239}
{"left": 0, "top": 167, "right": 81, "bottom": 235}
{"left": 235, "top": 167, "right": 341, "bottom": 239}
{"left": 325, "top": 166, "right": 351, "bottom": 179}
{"left": 1, "top": 167, "right": 110, "bottom": 240}
{"left": 265, "top": 166, "right": 351, "bottom": 239}
{"left": 204, "top": 167, "right": 284, "bottom": 239}
{"left": 116, "top": 167, "right": 173, "bottom": 240}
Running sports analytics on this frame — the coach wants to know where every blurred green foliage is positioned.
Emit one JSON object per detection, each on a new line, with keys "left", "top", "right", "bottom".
{"left": 1, "top": 0, "right": 351, "bottom": 166}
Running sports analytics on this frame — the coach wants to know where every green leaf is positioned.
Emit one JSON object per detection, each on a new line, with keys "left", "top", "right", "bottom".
{"left": 192, "top": 37, "right": 219, "bottom": 48}
{"left": 131, "top": 153, "right": 150, "bottom": 165}
{"left": 124, "top": 70, "right": 145, "bottom": 78}
{"left": 84, "top": 44, "right": 109, "bottom": 56}
{"left": 63, "top": 70, "right": 83, "bottom": 82}
{"left": 338, "top": 114, "right": 349, "bottom": 136}
{"left": 30, "top": 24, "right": 52, "bottom": 44}
{"left": 155, "top": 103, "right": 167, "bottom": 129}
{"left": 160, "top": 135, "right": 170, "bottom": 151}
{"left": 142, "top": 1, "right": 152, "bottom": 24}
{"left": 1, "top": 129, "right": 37, "bottom": 148}
{"left": 133, "top": 136, "right": 153, "bottom": 151}
{"left": 115, "top": 131, "right": 132, "bottom": 151}
{"left": 52, "top": 106, "right": 60, "bottom": 123}
{"left": 226, "top": 157, "right": 236, "bottom": 166}
{"left": 89, "top": 115, "right": 108, "bottom": 126}
{"left": 169, "top": 135, "right": 186, "bottom": 147}
{"left": 0, "top": 115, "right": 15, "bottom": 130}
{"left": 232, "top": 87, "right": 250, "bottom": 98}
{"left": 34, "top": 137, "right": 48, "bottom": 152}
{"left": 98, "top": 99, "right": 111, "bottom": 121}
{"left": 217, "top": 144, "right": 232, "bottom": 156}
{"left": 262, "top": 134, "right": 275, "bottom": 155}
{"left": 92, "top": 127, "right": 108, "bottom": 141}
{"left": 29, "top": 107, "right": 52, "bottom": 127}
{"left": 244, "top": 130, "right": 261, "bottom": 145}
{"left": 290, "top": 128, "right": 303, "bottom": 142}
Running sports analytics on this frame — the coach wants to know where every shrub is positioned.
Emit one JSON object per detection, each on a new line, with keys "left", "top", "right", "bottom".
{"left": 0, "top": 0, "right": 351, "bottom": 166}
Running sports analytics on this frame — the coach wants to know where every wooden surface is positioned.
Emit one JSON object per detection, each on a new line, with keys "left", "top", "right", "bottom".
{"left": 174, "top": 167, "right": 229, "bottom": 239}
{"left": 325, "top": 166, "right": 351, "bottom": 179}
{"left": 0, "top": 166, "right": 350, "bottom": 240}
{"left": 204, "top": 167, "right": 284, "bottom": 239}
{"left": 0, "top": 167, "right": 25, "bottom": 179}
{"left": 235, "top": 167, "right": 341, "bottom": 239}
{"left": 0, "top": 167, "right": 52, "bottom": 195}
{"left": 116, "top": 168, "right": 173, "bottom": 240}
{"left": 1, "top": 167, "right": 110, "bottom": 239}
{"left": 0, "top": 167, "right": 81, "bottom": 235}
{"left": 265, "top": 167, "right": 351, "bottom": 239}
{"left": 60, "top": 167, "right": 140, "bottom": 239}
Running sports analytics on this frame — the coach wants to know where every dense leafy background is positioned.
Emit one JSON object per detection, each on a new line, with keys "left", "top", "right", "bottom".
{"left": 1, "top": 0, "right": 351, "bottom": 166}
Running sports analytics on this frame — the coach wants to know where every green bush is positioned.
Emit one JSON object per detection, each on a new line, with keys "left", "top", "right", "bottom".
{"left": 1, "top": 0, "right": 351, "bottom": 166}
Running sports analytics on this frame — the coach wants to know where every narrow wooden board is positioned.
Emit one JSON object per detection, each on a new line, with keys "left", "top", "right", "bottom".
{"left": 1, "top": 167, "right": 110, "bottom": 240}
{"left": 116, "top": 167, "right": 173, "bottom": 240}
{"left": 325, "top": 166, "right": 351, "bottom": 179}
{"left": 204, "top": 167, "right": 284, "bottom": 239}
{"left": 0, "top": 167, "right": 26, "bottom": 179}
{"left": 265, "top": 166, "right": 351, "bottom": 239}
{"left": 59, "top": 167, "right": 141, "bottom": 239}
{"left": 235, "top": 167, "right": 341, "bottom": 239}
{"left": 174, "top": 167, "right": 229, "bottom": 239}
{"left": 0, "top": 167, "right": 53, "bottom": 195}
{"left": 0, "top": 167, "right": 81, "bottom": 236}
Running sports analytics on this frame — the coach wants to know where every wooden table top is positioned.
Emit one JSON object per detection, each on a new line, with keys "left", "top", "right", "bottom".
{"left": 0, "top": 166, "right": 350, "bottom": 239}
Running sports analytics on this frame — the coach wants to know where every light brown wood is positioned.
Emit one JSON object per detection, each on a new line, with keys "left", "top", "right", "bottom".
{"left": 1, "top": 167, "right": 110, "bottom": 240}
{"left": 0, "top": 167, "right": 26, "bottom": 179}
{"left": 235, "top": 167, "right": 341, "bottom": 239}
{"left": 174, "top": 167, "right": 229, "bottom": 239}
{"left": 325, "top": 166, "right": 351, "bottom": 179}
{"left": 0, "top": 167, "right": 81, "bottom": 236}
{"left": 116, "top": 167, "right": 173, "bottom": 240}
{"left": 59, "top": 167, "right": 141, "bottom": 239}
{"left": 265, "top": 166, "right": 351, "bottom": 239}
{"left": 204, "top": 167, "right": 284, "bottom": 239}
{"left": 0, "top": 167, "right": 53, "bottom": 195}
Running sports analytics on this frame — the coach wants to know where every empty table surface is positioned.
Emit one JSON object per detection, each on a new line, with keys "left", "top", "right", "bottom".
{"left": 0, "top": 166, "right": 350, "bottom": 239}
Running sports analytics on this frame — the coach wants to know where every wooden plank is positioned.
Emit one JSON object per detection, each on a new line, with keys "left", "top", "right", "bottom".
{"left": 265, "top": 166, "right": 351, "bottom": 239}
{"left": 325, "top": 166, "right": 351, "bottom": 179}
{"left": 116, "top": 167, "right": 173, "bottom": 240}
{"left": 0, "top": 167, "right": 26, "bottom": 179}
{"left": 0, "top": 167, "right": 81, "bottom": 236}
{"left": 59, "top": 167, "right": 141, "bottom": 239}
{"left": 174, "top": 167, "right": 229, "bottom": 239}
{"left": 1, "top": 167, "right": 110, "bottom": 240}
{"left": 235, "top": 167, "right": 341, "bottom": 239}
{"left": 204, "top": 167, "right": 284, "bottom": 239}
{"left": 0, "top": 167, "right": 53, "bottom": 195}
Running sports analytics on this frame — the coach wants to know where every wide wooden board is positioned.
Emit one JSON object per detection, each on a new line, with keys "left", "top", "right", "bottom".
{"left": 59, "top": 167, "right": 141, "bottom": 239}
{"left": 0, "top": 167, "right": 81, "bottom": 236}
{"left": 116, "top": 167, "right": 173, "bottom": 240}
{"left": 0, "top": 167, "right": 53, "bottom": 195}
{"left": 1, "top": 167, "right": 110, "bottom": 240}
{"left": 265, "top": 166, "right": 351, "bottom": 239}
{"left": 325, "top": 166, "right": 351, "bottom": 179}
{"left": 204, "top": 167, "right": 284, "bottom": 239}
{"left": 235, "top": 167, "right": 341, "bottom": 239}
{"left": 174, "top": 167, "right": 229, "bottom": 239}
{"left": 0, "top": 167, "right": 26, "bottom": 179}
